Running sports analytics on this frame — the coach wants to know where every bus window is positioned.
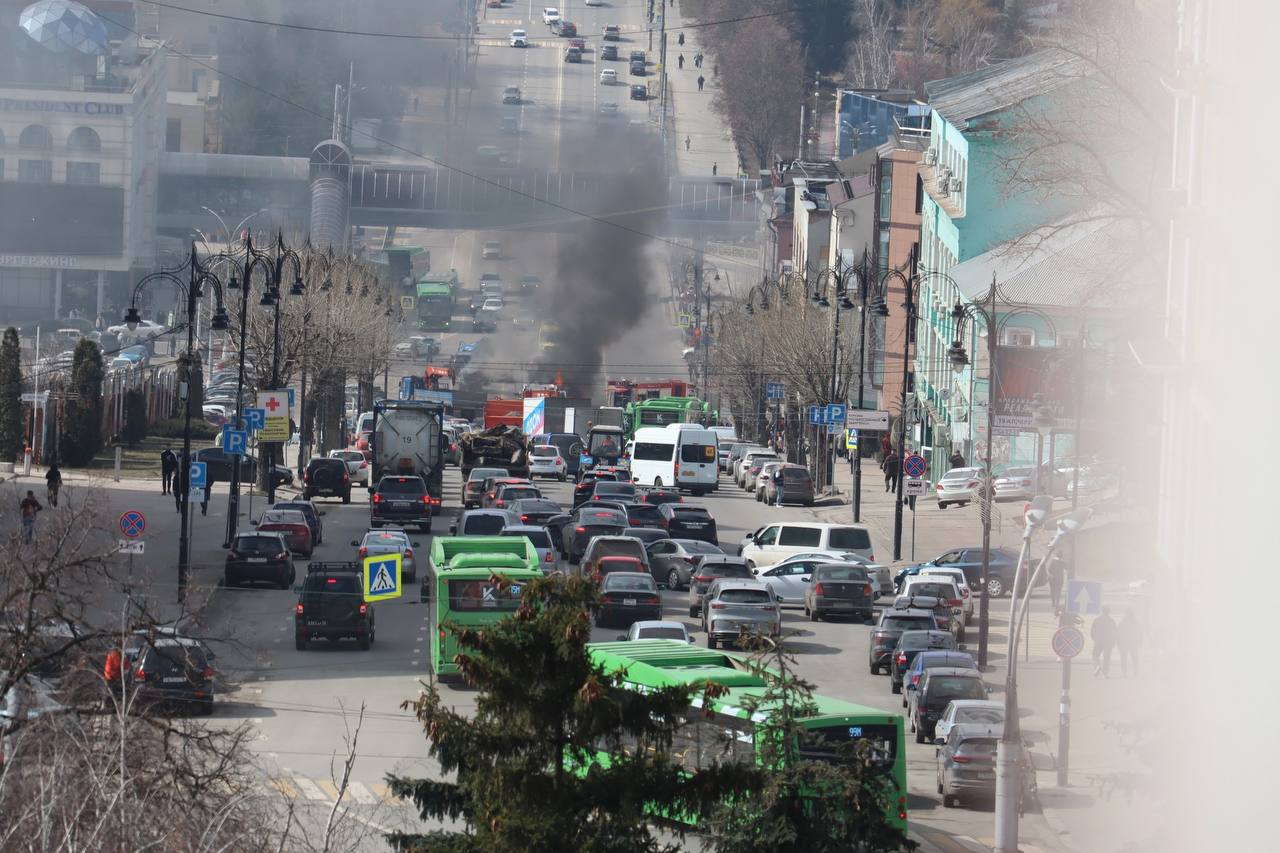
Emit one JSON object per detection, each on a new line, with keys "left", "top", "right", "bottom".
{"left": 447, "top": 580, "right": 524, "bottom": 612}
{"left": 680, "top": 443, "right": 716, "bottom": 463}
{"left": 633, "top": 442, "right": 675, "bottom": 461}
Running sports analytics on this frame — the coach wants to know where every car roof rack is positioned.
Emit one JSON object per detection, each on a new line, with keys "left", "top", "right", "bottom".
{"left": 306, "top": 561, "right": 361, "bottom": 574}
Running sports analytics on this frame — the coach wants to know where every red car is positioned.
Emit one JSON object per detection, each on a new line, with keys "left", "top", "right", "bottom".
{"left": 593, "top": 555, "right": 645, "bottom": 583}
{"left": 256, "top": 509, "right": 314, "bottom": 557}
{"left": 568, "top": 37, "right": 586, "bottom": 51}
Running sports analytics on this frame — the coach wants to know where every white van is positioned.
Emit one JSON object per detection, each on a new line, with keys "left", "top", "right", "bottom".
{"left": 630, "top": 426, "right": 719, "bottom": 493}
{"left": 709, "top": 425, "right": 737, "bottom": 444}
{"left": 739, "top": 522, "right": 875, "bottom": 569}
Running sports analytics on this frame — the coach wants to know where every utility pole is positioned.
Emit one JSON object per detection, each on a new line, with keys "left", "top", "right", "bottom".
{"left": 657, "top": 9, "right": 668, "bottom": 144}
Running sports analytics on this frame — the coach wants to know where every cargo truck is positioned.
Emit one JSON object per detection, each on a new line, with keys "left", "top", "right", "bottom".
{"left": 460, "top": 425, "right": 530, "bottom": 479}
{"left": 369, "top": 399, "right": 446, "bottom": 509}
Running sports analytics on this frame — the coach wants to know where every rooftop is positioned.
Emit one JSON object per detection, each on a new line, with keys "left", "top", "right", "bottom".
{"left": 925, "top": 48, "right": 1087, "bottom": 131}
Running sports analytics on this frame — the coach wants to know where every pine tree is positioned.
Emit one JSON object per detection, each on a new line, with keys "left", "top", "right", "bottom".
{"left": 706, "top": 637, "right": 914, "bottom": 853}
{"left": 60, "top": 339, "right": 105, "bottom": 466}
{"left": 388, "top": 573, "right": 756, "bottom": 852}
{"left": 0, "top": 327, "right": 24, "bottom": 462}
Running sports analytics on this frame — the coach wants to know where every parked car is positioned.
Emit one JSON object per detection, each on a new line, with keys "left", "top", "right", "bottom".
{"left": 902, "top": 650, "right": 978, "bottom": 708}
{"left": 225, "top": 532, "right": 295, "bottom": 589}
{"left": 888, "top": 630, "right": 959, "bottom": 695}
{"left": 936, "top": 722, "right": 1037, "bottom": 809}
{"left": 646, "top": 538, "right": 725, "bottom": 590}
{"left": 616, "top": 620, "right": 691, "bottom": 642}
{"left": 303, "top": 457, "right": 352, "bottom": 502}
{"left": 803, "top": 562, "right": 876, "bottom": 622}
{"left": 868, "top": 605, "right": 940, "bottom": 675}
{"left": 753, "top": 461, "right": 784, "bottom": 498}
{"left": 992, "top": 466, "right": 1036, "bottom": 502}
{"left": 596, "top": 572, "right": 661, "bottom": 627}
{"left": 895, "top": 547, "right": 1022, "bottom": 598}
{"left": 933, "top": 699, "right": 1005, "bottom": 744}
{"left": 899, "top": 577, "right": 966, "bottom": 639}
{"left": 255, "top": 509, "right": 313, "bottom": 557}
{"left": 658, "top": 503, "right": 717, "bottom": 544}
{"left": 919, "top": 566, "right": 976, "bottom": 624}
{"left": 909, "top": 667, "right": 988, "bottom": 743}
{"left": 739, "top": 522, "right": 874, "bottom": 568}
{"left": 270, "top": 499, "right": 324, "bottom": 546}
{"left": 762, "top": 464, "right": 816, "bottom": 505}
{"left": 936, "top": 467, "right": 985, "bottom": 508}
{"left": 701, "top": 580, "right": 781, "bottom": 648}
{"left": 688, "top": 556, "right": 754, "bottom": 618}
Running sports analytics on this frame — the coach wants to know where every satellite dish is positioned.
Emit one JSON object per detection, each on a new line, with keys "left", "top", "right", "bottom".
{"left": 20, "top": 0, "right": 109, "bottom": 56}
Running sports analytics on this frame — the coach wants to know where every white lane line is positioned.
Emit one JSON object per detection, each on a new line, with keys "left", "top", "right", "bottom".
{"left": 347, "top": 782, "right": 378, "bottom": 805}
{"left": 293, "top": 776, "right": 328, "bottom": 801}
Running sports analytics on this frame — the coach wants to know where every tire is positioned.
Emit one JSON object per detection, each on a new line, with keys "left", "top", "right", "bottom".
{"left": 915, "top": 726, "right": 926, "bottom": 744}
{"left": 986, "top": 575, "right": 1006, "bottom": 597}
{"left": 937, "top": 778, "right": 944, "bottom": 795}
{"left": 943, "top": 793, "right": 957, "bottom": 809}
{"left": 358, "top": 634, "right": 371, "bottom": 651}
{"left": 689, "top": 604, "right": 699, "bottom": 618}
{"left": 939, "top": 502, "right": 948, "bottom": 509}
{"left": 667, "top": 569, "right": 681, "bottom": 591}
{"left": 342, "top": 492, "right": 351, "bottom": 504}
{"left": 891, "top": 680, "right": 901, "bottom": 694}
{"left": 869, "top": 662, "right": 879, "bottom": 675}
{"left": 295, "top": 634, "right": 307, "bottom": 651}
{"left": 706, "top": 635, "right": 716, "bottom": 649}
{"left": 224, "top": 573, "right": 237, "bottom": 588}
{"left": 559, "top": 473, "right": 567, "bottom": 482}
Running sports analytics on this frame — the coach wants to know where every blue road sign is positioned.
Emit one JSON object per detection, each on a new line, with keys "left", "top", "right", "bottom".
{"left": 364, "top": 554, "right": 402, "bottom": 601}
{"left": 827, "top": 403, "right": 847, "bottom": 425}
{"left": 223, "top": 427, "right": 247, "bottom": 456}
{"left": 118, "top": 510, "right": 146, "bottom": 538}
{"left": 904, "top": 453, "right": 927, "bottom": 478}
{"left": 807, "top": 405, "right": 822, "bottom": 425}
{"left": 286, "top": 388, "right": 296, "bottom": 409}
{"left": 1066, "top": 580, "right": 1103, "bottom": 615}
{"left": 766, "top": 381, "right": 784, "bottom": 400}
{"left": 243, "top": 407, "right": 266, "bottom": 432}
{"left": 189, "top": 461, "right": 207, "bottom": 490}
{"left": 1052, "top": 626, "right": 1085, "bottom": 659}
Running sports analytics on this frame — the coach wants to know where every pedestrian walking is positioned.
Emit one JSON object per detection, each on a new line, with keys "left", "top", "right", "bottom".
{"left": 772, "top": 466, "right": 785, "bottom": 506}
{"left": 160, "top": 447, "right": 177, "bottom": 495}
{"left": 879, "top": 433, "right": 892, "bottom": 463}
{"left": 711, "top": 162, "right": 717, "bottom": 176}
{"left": 1117, "top": 609, "right": 1142, "bottom": 677}
{"left": 949, "top": 449, "right": 965, "bottom": 468}
{"left": 173, "top": 466, "right": 187, "bottom": 514}
{"left": 697, "top": 74, "right": 705, "bottom": 92}
{"left": 678, "top": 53, "right": 684, "bottom": 69}
{"left": 882, "top": 451, "right": 898, "bottom": 492}
{"left": 1090, "top": 606, "right": 1117, "bottom": 677}
{"left": 677, "top": 31, "right": 684, "bottom": 46}
{"left": 1047, "top": 555, "right": 1065, "bottom": 613}
{"left": 695, "top": 52, "right": 703, "bottom": 68}
{"left": 684, "top": 135, "right": 691, "bottom": 151}
{"left": 44, "top": 462, "right": 62, "bottom": 508}
{"left": 19, "top": 490, "right": 42, "bottom": 542}
{"left": 200, "top": 481, "right": 212, "bottom": 516}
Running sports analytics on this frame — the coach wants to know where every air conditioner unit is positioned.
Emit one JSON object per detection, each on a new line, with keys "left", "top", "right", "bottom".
{"left": 936, "top": 168, "right": 952, "bottom": 196}
{"left": 948, "top": 176, "right": 964, "bottom": 195}
{"left": 923, "top": 148, "right": 938, "bottom": 166}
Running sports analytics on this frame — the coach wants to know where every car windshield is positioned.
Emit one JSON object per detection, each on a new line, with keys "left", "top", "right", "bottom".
{"left": 500, "top": 488, "right": 540, "bottom": 501}
{"left": 468, "top": 468, "right": 507, "bottom": 482}
{"left": 503, "top": 529, "right": 551, "bottom": 548}
{"left": 899, "top": 631, "right": 951, "bottom": 650}
{"left": 636, "top": 626, "right": 686, "bottom": 640}
{"left": 957, "top": 708, "right": 1005, "bottom": 726}
{"left": 680, "top": 443, "right": 716, "bottom": 463}
{"left": 926, "top": 676, "right": 986, "bottom": 705}
{"left": 782, "top": 468, "right": 811, "bottom": 480}
{"left": 813, "top": 566, "right": 869, "bottom": 582}
{"left": 604, "top": 574, "right": 655, "bottom": 591}
{"left": 671, "top": 506, "right": 711, "bottom": 519}
{"left": 882, "top": 615, "right": 934, "bottom": 631}
{"left": 827, "top": 527, "right": 872, "bottom": 550}
{"left": 703, "top": 562, "right": 752, "bottom": 578}
{"left": 909, "top": 582, "right": 956, "bottom": 598}
{"left": 234, "top": 536, "right": 285, "bottom": 554}
{"left": 464, "top": 514, "right": 509, "bottom": 534}
{"left": 331, "top": 451, "right": 361, "bottom": 462}
{"left": 716, "top": 588, "right": 771, "bottom": 604}
{"left": 532, "top": 446, "right": 559, "bottom": 458}
{"left": 583, "top": 510, "right": 627, "bottom": 526}
{"left": 590, "top": 540, "right": 646, "bottom": 561}
{"left": 515, "top": 499, "right": 560, "bottom": 514}
{"left": 595, "top": 484, "right": 637, "bottom": 498}
{"left": 379, "top": 478, "right": 425, "bottom": 493}
{"left": 956, "top": 738, "right": 998, "bottom": 757}
{"left": 943, "top": 468, "right": 982, "bottom": 481}
{"left": 627, "top": 505, "right": 663, "bottom": 522}
{"left": 681, "top": 541, "right": 723, "bottom": 554}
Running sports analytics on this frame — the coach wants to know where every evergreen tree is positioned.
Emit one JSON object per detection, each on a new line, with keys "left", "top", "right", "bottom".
{"left": 122, "top": 389, "right": 147, "bottom": 446}
{"left": 0, "top": 327, "right": 24, "bottom": 461}
{"left": 388, "top": 573, "right": 756, "bottom": 853}
{"left": 60, "top": 339, "right": 105, "bottom": 466}
{"left": 706, "top": 637, "right": 914, "bottom": 853}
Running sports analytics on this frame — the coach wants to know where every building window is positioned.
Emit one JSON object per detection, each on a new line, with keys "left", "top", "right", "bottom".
{"left": 915, "top": 173, "right": 923, "bottom": 214}
{"left": 878, "top": 167, "right": 892, "bottom": 221}
{"left": 1002, "top": 326, "right": 1036, "bottom": 347}
{"left": 66, "top": 161, "right": 100, "bottom": 184}
{"left": 67, "top": 126, "right": 101, "bottom": 152}
{"left": 18, "top": 159, "right": 51, "bottom": 182}
{"left": 19, "top": 124, "right": 52, "bottom": 150}
{"left": 877, "top": 228, "right": 890, "bottom": 277}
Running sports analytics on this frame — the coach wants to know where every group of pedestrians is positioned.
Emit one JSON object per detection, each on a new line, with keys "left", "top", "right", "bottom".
{"left": 17, "top": 463, "right": 62, "bottom": 543}
{"left": 161, "top": 447, "right": 212, "bottom": 515}
{"left": 1090, "top": 606, "right": 1144, "bottom": 678}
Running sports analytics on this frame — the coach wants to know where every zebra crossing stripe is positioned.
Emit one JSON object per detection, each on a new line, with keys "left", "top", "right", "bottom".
{"left": 269, "top": 778, "right": 297, "bottom": 799}
{"left": 293, "top": 776, "right": 328, "bottom": 801}
{"left": 347, "top": 782, "right": 377, "bottom": 805}
{"left": 315, "top": 779, "right": 341, "bottom": 801}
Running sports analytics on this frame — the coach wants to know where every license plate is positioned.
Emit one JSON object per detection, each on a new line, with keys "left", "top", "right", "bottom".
{"left": 393, "top": 502, "right": 410, "bottom": 509}
{"left": 978, "top": 771, "right": 995, "bottom": 780}
{"left": 307, "top": 620, "right": 327, "bottom": 626}
{"left": 683, "top": 522, "right": 704, "bottom": 528}
{"left": 247, "top": 557, "right": 267, "bottom": 563}
{"left": 623, "top": 598, "right": 637, "bottom": 606}
{"left": 162, "top": 676, "right": 187, "bottom": 684}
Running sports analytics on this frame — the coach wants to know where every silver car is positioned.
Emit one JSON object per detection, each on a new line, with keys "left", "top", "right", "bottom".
{"left": 935, "top": 467, "right": 984, "bottom": 509}
{"left": 992, "top": 466, "right": 1036, "bottom": 502}
{"left": 353, "top": 528, "right": 421, "bottom": 582}
{"left": 700, "top": 579, "right": 781, "bottom": 649}
{"left": 500, "top": 524, "right": 559, "bottom": 573}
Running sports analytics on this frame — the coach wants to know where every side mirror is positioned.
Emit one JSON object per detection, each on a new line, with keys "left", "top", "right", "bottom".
{"left": 413, "top": 541, "right": 422, "bottom": 547}
{"left": 350, "top": 540, "right": 360, "bottom": 547}
{"left": 688, "top": 637, "right": 696, "bottom": 644}
{"left": 802, "top": 577, "right": 811, "bottom": 583}
{"left": 615, "top": 634, "right": 627, "bottom": 641}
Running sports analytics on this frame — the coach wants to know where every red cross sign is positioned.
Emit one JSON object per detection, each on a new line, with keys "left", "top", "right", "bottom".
{"left": 264, "top": 396, "right": 282, "bottom": 413}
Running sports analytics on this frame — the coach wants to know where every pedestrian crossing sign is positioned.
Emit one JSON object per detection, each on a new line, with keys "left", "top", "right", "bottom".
{"left": 363, "top": 554, "right": 402, "bottom": 602}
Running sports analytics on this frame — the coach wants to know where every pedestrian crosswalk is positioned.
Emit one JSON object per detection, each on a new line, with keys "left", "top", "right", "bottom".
{"left": 269, "top": 776, "right": 401, "bottom": 807}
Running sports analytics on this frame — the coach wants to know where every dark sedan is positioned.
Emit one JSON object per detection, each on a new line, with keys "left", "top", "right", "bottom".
{"left": 894, "top": 547, "right": 1020, "bottom": 598}
{"left": 803, "top": 562, "right": 875, "bottom": 622}
{"left": 624, "top": 502, "right": 666, "bottom": 529}
{"left": 659, "top": 503, "right": 717, "bottom": 544}
{"left": 596, "top": 572, "right": 661, "bottom": 627}
{"left": 224, "top": 532, "right": 295, "bottom": 588}
{"left": 509, "top": 498, "right": 563, "bottom": 526}
{"left": 868, "top": 607, "right": 939, "bottom": 675}
{"left": 888, "top": 630, "right": 957, "bottom": 695}
{"left": 568, "top": 507, "right": 629, "bottom": 563}
{"left": 573, "top": 472, "right": 618, "bottom": 508}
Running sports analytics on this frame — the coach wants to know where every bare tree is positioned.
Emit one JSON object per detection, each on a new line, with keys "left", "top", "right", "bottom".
{"left": 709, "top": 17, "right": 807, "bottom": 170}
{"left": 846, "top": 0, "right": 900, "bottom": 89}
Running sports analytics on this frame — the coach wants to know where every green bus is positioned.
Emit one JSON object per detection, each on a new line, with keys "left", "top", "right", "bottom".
{"left": 426, "top": 536, "right": 541, "bottom": 677}
{"left": 416, "top": 271, "right": 459, "bottom": 331}
{"left": 584, "top": 639, "right": 909, "bottom": 832}
{"left": 624, "top": 397, "right": 715, "bottom": 440}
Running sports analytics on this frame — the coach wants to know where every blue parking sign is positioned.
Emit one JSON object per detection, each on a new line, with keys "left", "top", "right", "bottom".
{"left": 243, "top": 407, "right": 266, "bottom": 432}
{"left": 189, "top": 461, "right": 207, "bottom": 490}
{"left": 807, "top": 405, "right": 822, "bottom": 425}
{"left": 827, "top": 403, "right": 847, "bottom": 425}
{"left": 223, "top": 427, "right": 247, "bottom": 456}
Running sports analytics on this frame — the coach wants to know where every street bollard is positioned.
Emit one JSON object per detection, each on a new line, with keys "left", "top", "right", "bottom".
{"left": 114, "top": 445, "right": 122, "bottom": 482}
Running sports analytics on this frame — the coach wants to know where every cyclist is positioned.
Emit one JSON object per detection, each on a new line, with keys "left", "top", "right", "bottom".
{"left": 45, "top": 462, "right": 62, "bottom": 508}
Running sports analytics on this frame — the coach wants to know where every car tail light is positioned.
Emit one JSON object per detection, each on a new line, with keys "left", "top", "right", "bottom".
{"left": 968, "top": 481, "right": 979, "bottom": 488}
{"left": 495, "top": 500, "right": 505, "bottom": 507}
{"left": 644, "top": 595, "right": 659, "bottom": 604}
{"left": 303, "top": 471, "right": 310, "bottom": 482}
{"left": 358, "top": 547, "right": 368, "bottom": 558}
{"left": 295, "top": 603, "right": 304, "bottom": 615}
{"left": 682, "top": 556, "right": 697, "bottom": 565}
{"left": 813, "top": 582, "right": 825, "bottom": 595}
{"left": 439, "top": 628, "right": 445, "bottom": 641}
{"left": 358, "top": 603, "right": 368, "bottom": 616}
{"left": 960, "top": 588, "right": 970, "bottom": 598}
{"left": 863, "top": 584, "right": 873, "bottom": 597}
{"left": 710, "top": 602, "right": 727, "bottom": 610}
{"left": 424, "top": 495, "right": 433, "bottom": 504}
{"left": 342, "top": 473, "right": 350, "bottom": 482}
{"left": 945, "top": 598, "right": 962, "bottom": 608}
{"left": 692, "top": 575, "right": 711, "bottom": 584}
{"left": 404, "top": 548, "right": 414, "bottom": 559}
{"left": 544, "top": 551, "right": 554, "bottom": 562}
{"left": 895, "top": 651, "right": 907, "bottom": 665}
{"left": 521, "top": 514, "right": 529, "bottom": 522}
{"left": 202, "top": 666, "right": 215, "bottom": 679}
{"left": 660, "top": 519, "right": 669, "bottom": 528}
{"left": 372, "top": 494, "right": 382, "bottom": 504}
{"left": 935, "top": 484, "right": 943, "bottom": 491}
{"left": 134, "top": 666, "right": 146, "bottom": 681}
{"left": 952, "top": 754, "right": 974, "bottom": 764}
{"left": 575, "top": 526, "right": 586, "bottom": 533}
{"left": 897, "top": 796, "right": 907, "bottom": 821}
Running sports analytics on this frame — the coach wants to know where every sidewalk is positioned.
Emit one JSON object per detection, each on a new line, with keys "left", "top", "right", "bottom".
{"left": 664, "top": 2, "right": 740, "bottom": 178}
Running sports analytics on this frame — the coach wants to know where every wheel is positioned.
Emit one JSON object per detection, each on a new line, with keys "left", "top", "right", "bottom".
{"left": 804, "top": 604, "right": 810, "bottom": 617}
{"left": 295, "top": 634, "right": 307, "bottom": 650}
{"left": 358, "top": 634, "right": 371, "bottom": 651}
{"left": 342, "top": 492, "right": 351, "bottom": 504}
{"left": 224, "top": 573, "right": 236, "bottom": 588}
{"left": 891, "top": 680, "right": 901, "bottom": 694}
{"left": 706, "top": 635, "right": 716, "bottom": 649}
{"left": 559, "top": 473, "right": 567, "bottom": 482}
{"left": 939, "top": 502, "right": 948, "bottom": 509}
{"left": 755, "top": 490, "right": 762, "bottom": 502}
{"left": 915, "top": 726, "right": 927, "bottom": 744}
{"left": 667, "top": 569, "right": 681, "bottom": 591}
{"left": 937, "top": 778, "right": 944, "bottom": 795}
{"left": 986, "top": 575, "right": 1006, "bottom": 597}
{"left": 943, "top": 793, "right": 957, "bottom": 808}
{"left": 688, "top": 605, "right": 698, "bottom": 618}
{"left": 810, "top": 609, "right": 822, "bottom": 622}
{"left": 869, "top": 662, "right": 879, "bottom": 675}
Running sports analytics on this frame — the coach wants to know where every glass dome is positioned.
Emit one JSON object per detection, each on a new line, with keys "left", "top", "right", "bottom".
{"left": 19, "top": 0, "right": 110, "bottom": 57}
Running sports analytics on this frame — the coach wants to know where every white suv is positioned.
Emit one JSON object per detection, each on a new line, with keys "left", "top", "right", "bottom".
{"left": 542, "top": 7, "right": 560, "bottom": 24}
{"left": 510, "top": 29, "right": 529, "bottom": 47}
{"left": 739, "top": 522, "right": 874, "bottom": 569}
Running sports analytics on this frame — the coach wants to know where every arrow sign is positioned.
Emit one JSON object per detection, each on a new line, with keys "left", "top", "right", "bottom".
{"left": 117, "top": 539, "right": 145, "bottom": 554}
{"left": 1065, "top": 579, "right": 1102, "bottom": 615}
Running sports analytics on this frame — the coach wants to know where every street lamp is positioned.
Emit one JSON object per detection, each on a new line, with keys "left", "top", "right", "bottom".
{"left": 993, "top": 502, "right": 1093, "bottom": 853}
{"left": 125, "top": 245, "right": 230, "bottom": 603}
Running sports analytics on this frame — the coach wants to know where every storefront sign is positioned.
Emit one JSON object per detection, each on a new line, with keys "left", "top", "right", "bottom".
{"left": 0, "top": 254, "right": 79, "bottom": 268}
{"left": 0, "top": 98, "right": 125, "bottom": 116}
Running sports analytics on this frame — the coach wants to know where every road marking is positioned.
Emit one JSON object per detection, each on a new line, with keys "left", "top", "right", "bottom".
{"left": 293, "top": 776, "right": 328, "bottom": 801}
{"left": 347, "top": 782, "right": 377, "bottom": 805}
{"left": 369, "top": 782, "right": 396, "bottom": 803}
{"left": 270, "top": 777, "right": 297, "bottom": 798}
{"left": 412, "top": 660, "right": 419, "bottom": 666}
{"left": 315, "top": 779, "right": 341, "bottom": 801}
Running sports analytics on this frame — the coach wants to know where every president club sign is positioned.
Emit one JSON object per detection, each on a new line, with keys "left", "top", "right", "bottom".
{"left": 0, "top": 98, "right": 126, "bottom": 116}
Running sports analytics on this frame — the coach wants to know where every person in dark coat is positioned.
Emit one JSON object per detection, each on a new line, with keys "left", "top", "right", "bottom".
{"left": 949, "top": 449, "right": 965, "bottom": 468}
{"left": 1117, "top": 609, "right": 1143, "bottom": 677}
{"left": 1091, "top": 606, "right": 1117, "bottom": 677}
{"left": 173, "top": 465, "right": 188, "bottom": 514}
{"left": 882, "top": 452, "right": 898, "bottom": 492}
{"left": 1047, "top": 555, "right": 1066, "bottom": 613}
{"left": 160, "top": 447, "right": 177, "bottom": 494}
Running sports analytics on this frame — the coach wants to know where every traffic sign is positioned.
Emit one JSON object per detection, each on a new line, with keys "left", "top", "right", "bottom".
{"left": 677, "top": 313, "right": 692, "bottom": 328}
{"left": 223, "top": 427, "right": 247, "bottom": 456}
{"left": 826, "top": 423, "right": 840, "bottom": 435}
{"left": 257, "top": 391, "right": 290, "bottom": 442}
{"left": 1052, "top": 626, "right": 1085, "bottom": 659}
{"left": 845, "top": 428, "right": 858, "bottom": 450}
{"left": 826, "top": 403, "right": 847, "bottom": 425}
{"left": 766, "top": 381, "right": 784, "bottom": 400}
{"left": 904, "top": 477, "right": 926, "bottom": 496}
{"left": 1066, "top": 579, "right": 1102, "bottom": 615}
{"left": 903, "top": 453, "right": 927, "bottom": 478}
{"left": 117, "top": 539, "right": 145, "bottom": 554}
{"left": 807, "top": 405, "right": 822, "bottom": 425}
{"left": 118, "top": 510, "right": 146, "bottom": 538}
{"left": 189, "top": 461, "right": 207, "bottom": 490}
{"left": 363, "top": 553, "right": 402, "bottom": 602}
{"left": 846, "top": 409, "right": 890, "bottom": 430}
{"left": 243, "top": 407, "right": 266, "bottom": 432}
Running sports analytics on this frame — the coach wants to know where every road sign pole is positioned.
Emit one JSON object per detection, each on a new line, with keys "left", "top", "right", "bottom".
{"left": 1058, "top": 609, "right": 1073, "bottom": 786}
{"left": 910, "top": 499, "right": 916, "bottom": 561}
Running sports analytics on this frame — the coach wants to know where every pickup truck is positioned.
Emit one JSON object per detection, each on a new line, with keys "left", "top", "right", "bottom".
{"left": 294, "top": 562, "right": 375, "bottom": 650}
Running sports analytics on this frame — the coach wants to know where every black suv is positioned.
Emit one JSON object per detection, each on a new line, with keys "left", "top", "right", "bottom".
{"left": 868, "top": 607, "right": 939, "bottom": 675}
{"left": 371, "top": 475, "right": 432, "bottom": 531}
{"left": 303, "top": 457, "right": 351, "bottom": 502}
{"left": 659, "top": 503, "right": 717, "bottom": 544}
{"left": 225, "top": 532, "right": 295, "bottom": 588}
{"left": 129, "top": 638, "right": 215, "bottom": 715}
{"left": 294, "top": 563, "right": 375, "bottom": 650}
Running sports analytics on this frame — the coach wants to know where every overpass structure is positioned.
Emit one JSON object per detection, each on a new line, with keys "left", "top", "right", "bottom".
{"left": 158, "top": 142, "right": 761, "bottom": 245}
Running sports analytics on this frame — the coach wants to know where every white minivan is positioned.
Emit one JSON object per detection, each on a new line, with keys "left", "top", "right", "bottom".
{"left": 739, "top": 522, "right": 875, "bottom": 569}
{"left": 629, "top": 426, "right": 719, "bottom": 493}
